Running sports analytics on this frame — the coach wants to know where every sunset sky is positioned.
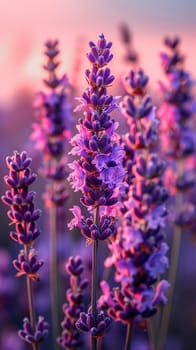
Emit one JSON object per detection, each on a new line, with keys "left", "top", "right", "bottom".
{"left": 0, "top": 0, "right": 196, "bottom": 103}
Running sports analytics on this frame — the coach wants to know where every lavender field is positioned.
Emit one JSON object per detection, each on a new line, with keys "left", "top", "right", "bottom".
{"left": 0, "top": 2, "right": 196, "bottom": 350}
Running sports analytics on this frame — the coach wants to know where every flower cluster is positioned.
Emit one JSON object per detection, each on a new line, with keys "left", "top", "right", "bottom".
{"left": 118, "top": 23, "right": 138, "bottom": 65}
{"left": 2, "top": 151, "right": 48, "bottom": 346}
{"left": 18, "top": 316, "right": 49, "bottom": 346}
{"left": 2, "top": 151, "right": 43, "bottom": 279}
{"left": 1, "top": 33, "right": 184, "bottom": 350}
{"left": 13, "top": 249, "right": 43, "bottom": 281}
{"left": 99, "top": 69, "right": 169, "bottom": 327}
{"left": 76, "top": 308, "right": 111, "bottom": 338}
{"left": 32, "top": 39, "right": 71, "bottom": 207}
{"left": 58, "top": 256, "right": 88, "bottom": 349}
{"left": 158, "top": 37, "right": 196, "bottom": 231}
{"left": 68, "top": 206, "right": 116, "bottom": 241}
{"left": 68, "top": 34, "right": 125, "bottom": 344}
{"left": 68, "top": 33, "right": 125, "bottom": 240}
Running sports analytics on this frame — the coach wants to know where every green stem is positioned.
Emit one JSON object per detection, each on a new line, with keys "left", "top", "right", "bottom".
{"left": 156, "top": 157, "right": 183, "bottom": 350}
{"left": 91, "top": 207, "right": 99, "bottom": 350}
{"left": 124, "top": 322, "right": 133, "bottom": 350}
{"left": 91, "top": 239, "right": 98, "bottom": 317}
{"left": 49, "top": 201, "right": 60, "bottom": 350}
{"left": 156, "top": 224, "right": 181, "bottom": 350}
{"left": 24, "top": 245, "right": 38, "bottom": 350}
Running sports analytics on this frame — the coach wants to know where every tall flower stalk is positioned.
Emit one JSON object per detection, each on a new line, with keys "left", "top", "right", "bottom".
{"left": 99, "top": 69, "right": 170, "bottom": 350}
{"left": 58, "top": 256, "right": 88, "bottom": 349}
{"left": 68, "top": 33, "right": 125, "bottom": 350}
{"left": 2, "top": 151, "right": 48, "bottom": 350}
{"left": 157, "top": 36, "right": 196, "bottom": 350}
{"left": 31, "top": 40, "right": 71, "bottom": 348}
{"left": 118, "top": 23, "right": 138, "bottom": 67}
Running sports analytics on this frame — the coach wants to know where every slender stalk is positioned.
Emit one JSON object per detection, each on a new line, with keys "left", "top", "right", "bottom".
{"left": 147, "top": 277, "right": 162, "bottom": 350}
{"left": 97, "top": 338, "right": 102, "bottom": 350}
{"left": 124, "top": 322, "right": 133, "bottom": 350}
{"left": 91, "top": 239, "right": 98, "bottom": 317}
{"left": 91, "top": 207, "right": 99, "bottom": 350}
{"left": 138, "top": 117, "right": 156, "bottom": 350}
{"left": 147, "top": 318, "right": 156, "bottom": 350}
{"left": 49, "top": 183, "right": 60, "bottom": 350}
{"left": 156, "top": 224, "right": 181, "bottom": 350}
{"left": 24, "top": 245, "right": 38, "bottom": 350}
{"left": 156, "top": 163, "right": 183, "bottom": 350}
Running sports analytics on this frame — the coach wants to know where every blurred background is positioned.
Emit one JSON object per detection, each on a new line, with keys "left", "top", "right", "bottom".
{"left": 0, "top": 0, "right": 196, "bottom": 103}
{"left": 0, "top": 1, "right": 196, "bottom": 349}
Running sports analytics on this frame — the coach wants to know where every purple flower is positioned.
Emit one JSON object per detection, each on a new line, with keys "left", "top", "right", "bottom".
{"left": 76, "top": 309, "right": 112, "bottom": 339}
{"left": 152, "top": 280, "right": 170, "bottom": 306}
{"left": 68, "top": 33, "right": 125, "bottom": 238}
{"left": 2, "top": 151, "right": 41, "bottom": 251}
{"left": 68, "top": 34, "right": 125, "bottom": 346}
{"left": 118, "top": 23, "right": 139, "bottom": 65}
{"left": 68, "top": 206, "right": 83, "bottom": 230}
{"left": 2, "top": 151, "right": 48, "bottom": 346}
{"left": 99, "top": 69, "right": 169, "bottom": 326}
{"left": 144, "top": 243, "right": 169, "bottom": 280}
{"left": 68, "top": 161, "right": 86, "bottom": 192}
{"left": 69, "top": 208, "right": 116, "bottom": 241}
{"left": 13, "top": 249, "right": 44, "bottom": 281}
{"left": 123, "top": 69, "right": 149, "bottom": 94}
{"left": 18, "top": 316, "right": 49, "bottom": 345}
{"left": 158, "top": 37, "right": 196, "bottom": 232}
{"left": 31, "top": 39, "right": 72, "bottom": 207}
{"left": 58, "top": 256, "right": 88, "bottom": 349}
{"left": 87, "top": 33, "right": 113, "bottom": 67}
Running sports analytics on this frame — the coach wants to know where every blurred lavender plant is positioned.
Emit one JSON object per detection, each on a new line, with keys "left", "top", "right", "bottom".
{"left": 157, "top": 36, "right": 196, "bottom": 350}
{"left": 32, "top": 39, "right": 71, "bottom": 208}
{"left": 98, "top": 69, "right": 170, "bottom": 350}
{"left": 31, "top": 39, "right": 72, "bottom": 347}
{"left": 159, "top": 36, "right": 196, "bottom": 232}
{"left": 58, "top": 256, "right": 88, "bottom": 349}
{"left": 68, "top": 33, "right": 125, "bottom": 350}
{"left": 2, "top": 151, "right": 48, "bottom": 350}
{"left": 118, "top": 23, "right": 138, "bottom": 66}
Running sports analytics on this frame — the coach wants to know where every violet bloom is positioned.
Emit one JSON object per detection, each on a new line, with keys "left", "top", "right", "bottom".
{"left": 31, "top": 40, "right": 73, "bottom": 348}
{"left": 58, "top": 256, "right": 88, "bottom": 349}
{"left": 68, "top": 33, "right": 125, "bottom": 237}
{"left": 99, "top": 70, "right": 169, "bottom": 329}
{"left": 68, "top": 34, "right": 125, "bottom": 345}
{"left": 154, "top": 36, "right": 196, "bottom": 350}
{"left": 2, "top": 151, "right": 48, "bottom": 348}
{"left": 118, "top": 23, "right": 138, "bottom": 65}
{"left": 31, "top": 39, "right": 71, "bottom": 207}
{"left": 158, "top": 36, "right": 196, "bottom": 232}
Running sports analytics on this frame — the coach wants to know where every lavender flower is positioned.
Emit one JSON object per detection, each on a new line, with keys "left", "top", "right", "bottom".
{"left": 31, "top": 40, "right": 73, "bottom": 348}
{"left": 68, "top": 34, "right": 125, "bottom": 348}
{"left": 76, "top": 309, "right": 111, "bottom": 338}
{"left": 155, "top": 36, "right": 196, "bottom": 350}
{"left": 2, "top": 151, "right": 42, "bottom": 269}
{"left": 158, "top": 36, "right": 196, "bottom": 231}
{"left": 2, "top": 151, "right": 48, "bottom": 349}
{"left": 99, "top": 70, "right": 169, "bottom": 330}
{"left": 13, "top": 249, "right": 43, "bottom": 281}
{"left": 118, "top": 23, "right": 138, "bottom": 65}
{"left": 31, "top": 39, "right": 71, "bottom": 207}
{"left": 68, "top": 33, "right": 125, "bottom": 239}
{"left": 18, "top": 316, "right": 49, "bottom": 346}
{"left": 58, "top": 256, "right": 88, "bottom": 349}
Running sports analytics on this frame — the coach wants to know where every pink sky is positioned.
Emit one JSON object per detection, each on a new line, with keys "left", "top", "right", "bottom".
{"left": 0, "top": 0, "right": 196, "bottom": 103}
